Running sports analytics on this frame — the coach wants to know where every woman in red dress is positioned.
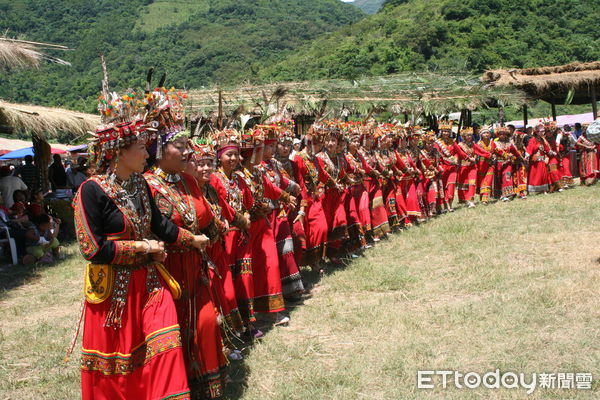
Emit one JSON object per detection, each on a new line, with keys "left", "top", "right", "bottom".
{"left": 492, "top": 127, "right": 522, "bottom": 201}
{"left": 576, "top": 130, "right": 598, "bottom": 186}
{"left": 261, "top": 123, "right": 305, "bottom": 298}
{"left": 434, "top": 122, "right": 461, "bottom": 211}
{"left": 314, "top": 125, "right": 349, "bottom": 261}
{"left": 209, "top": 131, "right": 258, "bottom": 335}
{"left": 359, "top": 128, "right": 391, "bottom": 239}
{"left": 420, "top": 131, "right": 447, "bottom": 216}
{"left": 144, "top": 131, "right": 226, "bottom": 399}
{"left": 476, "top": 128, "right": 495, "bottom": 203}
{"left": 457, "top": 127, "right": 491, "bottom": 208}
{"left": 512, "top": 130, "right": 529, "bottom": 199}
{"left": 185, "top": 141, "right": 245, "bottom": 336}
{"left": 526, "top": 125, "right": 551, "bottom": 194}
{"left": 292, "top": 132, "right": 329, "bottom": 271}
{"left": 557, "top": 130, "right": 575, "bottom": 188}
{"left": 237, "top": 128, "right": 294, "bottom": 324}
{"left": 396, "top": 133, "right": 422, "bottom": 223}
{"left": 74, "top": 95, "right": 210, "bottom": 400}
{"left": 377, "top": 126, "right": 404, "bottom": 229}
{"left": 344, "top": 125, "right": 371, "bottom": 250}
{"left": 544, "top": 125, "right": 564, "bottom": 192}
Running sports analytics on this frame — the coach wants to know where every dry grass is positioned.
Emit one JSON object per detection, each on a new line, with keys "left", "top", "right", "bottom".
{"left": 0, "top": 185, "right": 599, "bottom": 399}
{"left": 0, "top": 100, "right": 99, "bottom": 138}
{"left": 0, "top": 37, "right": 70, "bottom": 71}
{"left": 483, "top": 61, "right": 600, "bottom": 93}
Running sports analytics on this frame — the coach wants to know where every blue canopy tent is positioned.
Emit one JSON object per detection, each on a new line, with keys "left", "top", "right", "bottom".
{"left": 0, "top": 146, "right": 66, "bottom": 160}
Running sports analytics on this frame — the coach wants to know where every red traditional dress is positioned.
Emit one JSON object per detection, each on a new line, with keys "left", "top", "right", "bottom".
{"left": 476, "top": 139, "right": 495, "bottom": 203}
{"left": 546, "top": 139, "right": 563, "bottom": 191}
{"left": 144, "top": 170, "right": 226, "bottom": 399}
{"left": 74, "top": 174, "right": 193, "bottom": 400}
{"left": 396, "top": 149, "right": 422, "bottom": 221}
{"left": 434, "top": 137, "right": 464, "bottom": 205}
{"left": 512, "top": 139, "right": 528, "bottom": 197}
{"left": 315, "top": 149, "right": 349, "bottom": 252}
{"left": 420, "top": 148, "right": 445, "bottom": 215}
{"left": 492, "top": 139, "right": 521, "bottom": 198}
{"left": 576, "top": 135, "right": 598, "bottom": 185}
{"left": 457, "top": 141, "right": 491, "bottom": 203}
{"left": 378, "top": 149, "right": 402, "bottom": 228}
{"left": 292, "top": 151, "right": 328, "bottom": 265}
{"left": 201, "top": 182, "right": 244, "bottom": 333}
{"left": 345, "top": 150, "right": 371, "bottom": 248}
{"left": 237, "top": 165, "right": 287, "bottom": 313}
{"left": 263, "top": 158, "right": 305, "bottom": 296}
{"left": 526, "top": 136, "right": 551, "bottom": 193}
{"left": 210, "top": 169, "right": 255, "bottom": 323}
{"left": 558, "top": 134, "right": 575, "bottom": 186}
{"left": 359, "top": 148, "right": 391, "bottom": 237}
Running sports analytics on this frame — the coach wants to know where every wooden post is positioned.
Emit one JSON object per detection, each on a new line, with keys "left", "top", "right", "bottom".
{"left": 523, "top": 104, "right": 528, "bottom": 127}
{"left": 499, "top": 108, "right": 505, "bottom": 126}
{"left": 592, "top": 85, "right": 598, "bottom": 120}
{"left": 467, "top": 109, "right": 472, "bottom": 126}
{"left": 551, "top": 101, "right": 557, "bottom": 121}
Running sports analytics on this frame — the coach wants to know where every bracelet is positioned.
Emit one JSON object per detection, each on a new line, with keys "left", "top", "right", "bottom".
{"left": 298, "top": 210, "right": 306, "bottom": 217}
{"left": 142, "top": 239, "right": 152, "bottom": 254}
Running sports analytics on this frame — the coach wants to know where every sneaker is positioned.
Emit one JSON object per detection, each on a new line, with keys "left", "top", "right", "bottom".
{"left": 467, "top": 202, "right": 475, "bottom": 208}
{"left": 274, "top": 313, "right": 290, "bottom": 326}
{"left": 501, "top": 197, "right": 509, "bottom": 202}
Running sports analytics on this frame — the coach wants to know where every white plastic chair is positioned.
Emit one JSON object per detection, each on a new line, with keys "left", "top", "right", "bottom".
{"left": 0, "top": 225, "right": 18, "bottom": 265}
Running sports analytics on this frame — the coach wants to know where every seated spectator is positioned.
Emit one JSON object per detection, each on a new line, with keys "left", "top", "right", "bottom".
{"left": 66, "top": 156, "right": 89, "bottom": 192}
{"left": 27, "top": 189, "right": 46, "bottom": 218}
{"left": 22, "top": 213, "right": 61, "bottom": 265}
{"left": 0, "top": 166, "right": 28, "bottom": 208}
{"left": 10, "top": 190, "right": 27, "bottom": 219}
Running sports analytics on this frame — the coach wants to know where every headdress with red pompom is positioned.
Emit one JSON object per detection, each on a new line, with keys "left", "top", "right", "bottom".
{"left": 438, "top": 120, "right": 453, "bottom": 131}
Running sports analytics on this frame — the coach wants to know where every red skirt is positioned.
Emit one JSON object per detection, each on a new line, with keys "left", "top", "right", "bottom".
{"left": 457, "top": 164, "right": 477, "bottom": 202}
{"left": 269, "top": 209, "right": 304, "bottom": 296}
{"left": 527, "top": 160, "right": 550, "bottom": 193}
{"left": 207, "top": 241, "right": 244, "bottom": 333}
{"left": 223, "top": 229, "right": 255, "bottom": 323}
{"left": 495, "top": 162, "right": 514, "bottom": 198}
{"left": 400, "top": 179, "right": 421, "bottom": 219}
{"left": 249, "top": 217, "right": 285, "bottom": 313}
{"left": 513, "top": 164, "right": 527, "bottom": 194}
{"left": 164, "top": 250, "right": 226, "bottom": 399}
{"left": 321, "top": 188, "right": 348, "bottom": 242}
{"left": 382, "top": 180, "right": 399, "bottom": 227}
{"left": 364, "top": 177, "right": 390, "bottom": 237}
{"left": 579, "top": 150, "right": 597, "bottom": 185}
{"left": 296, "top": 195, "right": 328, "bottom": 265}
{"left": 441, "top": 164, "right": 458, "bottom": 202}
{"left": 350, "top": 184, "right": 371, "bottom": 231}
{"left": 476, "top": 161, "right": 494, "bottom": 201}
{"left": 81, "top": 267, "right": 190, "bottom": 400}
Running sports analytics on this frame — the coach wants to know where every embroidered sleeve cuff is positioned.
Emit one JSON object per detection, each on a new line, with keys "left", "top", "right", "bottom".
{"left": 231, "top": 212, "right": 247, "bottom": 229}
{"left": 176, "top": 228, "right": 195, "bottom": 249}
{"left": 112, "top": 241, "right": 139, "bottom": 265}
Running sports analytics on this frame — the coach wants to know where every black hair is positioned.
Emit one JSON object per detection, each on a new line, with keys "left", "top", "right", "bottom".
{"left": 12, "top": 189, "right": 26, "bottom": 202}
{"left": 33, "top": 213, "right": 51, "bottom": 226}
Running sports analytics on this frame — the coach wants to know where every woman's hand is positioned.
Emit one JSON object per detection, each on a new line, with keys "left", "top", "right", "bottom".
{"left": 192, "top": 234, "right": 210, "bottom": 251}
{"left": 142, "top": 240, "right": 165, "bottom": 254}
{"left": 151, "top": 251, "right": 168, "bottom": 262}
{"left": 288, "top": 195, "right": 297, "bottom": 209}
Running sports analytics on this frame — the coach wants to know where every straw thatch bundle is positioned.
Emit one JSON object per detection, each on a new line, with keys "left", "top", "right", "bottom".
{"left": 482, "top": 61, "right": 600, "bottom": 98}
{"left": 0, "top": 37, "right": 70, "bottom": 70}
{"left": 0, "top": 101, "right": 99, "bottom": 137}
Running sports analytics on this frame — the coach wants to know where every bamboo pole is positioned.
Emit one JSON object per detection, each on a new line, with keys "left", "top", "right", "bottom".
{"left": 591, "top": 85, "right": 598, "bottom": 120}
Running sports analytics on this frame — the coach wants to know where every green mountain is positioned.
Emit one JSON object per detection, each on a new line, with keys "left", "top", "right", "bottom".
{"left": 343, "top": 0, "right": 386, "bottom": 14}
{"left": 263, "top": 0, "right": 600, "bottom": 81}
{"left": 0, "top": 0, "right": 364, "bottom": 111}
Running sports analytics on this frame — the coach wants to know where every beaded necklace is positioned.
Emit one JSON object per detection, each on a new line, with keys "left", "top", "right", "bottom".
{"left": 146, "top": 168, "right": 198, "bottom": 233}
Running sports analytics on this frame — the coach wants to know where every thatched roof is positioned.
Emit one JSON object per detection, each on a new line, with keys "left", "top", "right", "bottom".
{"left": 0, "top": 37, "right": 70, "bottom": 70}
{"left": 188, "top": 72, "right": 524, "bottom": 119}
{"left": 482, "top": 61, "right": 600, "bottom": 105}
{"left": 0, "top": 100, "right": 99, "bottom": 138}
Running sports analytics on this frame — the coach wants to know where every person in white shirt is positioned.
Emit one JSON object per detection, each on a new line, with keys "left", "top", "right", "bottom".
{"left": 0, "top": 166, "right": 28, "bottom": 208}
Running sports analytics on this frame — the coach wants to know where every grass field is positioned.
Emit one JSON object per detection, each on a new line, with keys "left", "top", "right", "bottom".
{"left": 1, "top": 185, "right": 599, "bottom": 399}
